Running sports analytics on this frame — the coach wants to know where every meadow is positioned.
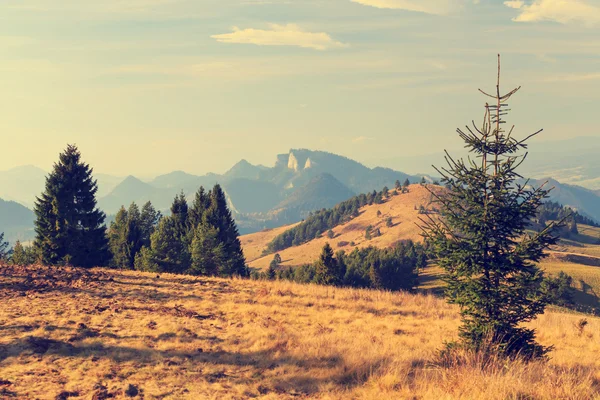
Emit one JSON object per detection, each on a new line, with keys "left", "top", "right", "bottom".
{"left": 1, "top": 264, "right": 599, "bottom": 399}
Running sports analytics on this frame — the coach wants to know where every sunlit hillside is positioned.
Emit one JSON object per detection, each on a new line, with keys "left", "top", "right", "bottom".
{"left": 242, "top": 184, "right": 441, "bottom": 270}
{"left": 1, "top": 264, "right": 599, "bottom": 399}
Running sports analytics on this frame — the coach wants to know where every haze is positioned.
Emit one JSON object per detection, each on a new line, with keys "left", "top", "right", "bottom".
{"left": 2, "top": 0, "right": 599, "bottom": 176}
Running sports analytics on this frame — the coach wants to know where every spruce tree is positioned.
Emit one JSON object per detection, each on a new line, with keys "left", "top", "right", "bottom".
{"left": 189, "top": 223, "right": 224, "bottom": 276}
{"left": 34, "top": 145, "right": 109, "bottom": 267}
{"left": 147, "top": 216, "right": 188, "bottom": 273}
{"left": 315, "top": 243, "right": 338, "bottom": 285}
{"left": 204, "top": 184, "right": 247, "bottom": 276}
{"left": 421, "top": 57, "right": 558, "bottom": 359}
{"left": 139, "top": 201, "right": 161, "bottom": 247}
{"left": 0, "top": 233, "right": 11, "bottom": 261}
{"left": 171, "top": 192, "right": 189, "bottom": 239}
{"left": 11, "top": 241, "right": 25, "bottom": 265}
{"left": 108, "top": 206, "right": 130, "bottom": 268}
{"left": 188, "top": 187, "right": 210, "bottom": 230}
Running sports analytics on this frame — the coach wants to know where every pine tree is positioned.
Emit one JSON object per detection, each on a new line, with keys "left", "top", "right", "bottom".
{"left": 403, "top": 179, "right": 410, "bottom": 189}
{"left": 147, "top": 216, "right": 188, "bottom": 273}
{"left": 315, "top": 243, "right": 337, "bottom": 285}
{"left": 189, "top": 223, "right": 224, "bottom": 276}
{"left": 33, "top": 145, "right": 109, "bottom": 267}
{"left": 204, "top": 184, "right": 247, "bottom": 276}
{"left": 171, "top": 192, "right": 189, "bottom": 238}
{"left": 395, "top": 180, "right": 401, "bottom": 190}
{"left": 108, "top": 206, "right": 130, "bottom": 268}
{"left": 382, "top": 186, "right": 389, "bottom": 198}
{"left": 0, "top": 233, "right": 12, "bottom": 261}
{"left": 421, "top": 56, "right": 558, "bottom": 360}
{"left": 139, "top": 201, "right": 161, "bottom": 248}
{"left": 10, "top": 241, "right": 25, "bottom": 265}
{"left": 188, "top": 187, "right": 210, "bottom": 230}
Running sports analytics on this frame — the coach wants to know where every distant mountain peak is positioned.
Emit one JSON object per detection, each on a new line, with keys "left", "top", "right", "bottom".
{"left": 225, "top": 159, "right": 262, "bottom": 180}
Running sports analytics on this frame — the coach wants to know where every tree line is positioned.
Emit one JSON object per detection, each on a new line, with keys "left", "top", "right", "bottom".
{"left": 256, "top": 240, "right": 427, "bottom": 291}
{"left": 2, "top": 145, "right": 246, "bottom": 277}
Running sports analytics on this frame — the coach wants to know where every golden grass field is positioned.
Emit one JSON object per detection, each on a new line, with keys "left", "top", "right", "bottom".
{"left": 1, "top": 264, "right": 599, "bottom": 399}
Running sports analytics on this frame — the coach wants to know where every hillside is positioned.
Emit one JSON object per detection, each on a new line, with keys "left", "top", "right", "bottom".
{"left": 0, "top": 264, "right": 598, "bottom": 399}
{"left": 243, "top": 184, "right": 439, "bottom": 270}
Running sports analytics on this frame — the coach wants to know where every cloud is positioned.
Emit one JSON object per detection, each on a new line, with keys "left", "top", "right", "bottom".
{"left": 352, "top": 136, "right": 374, "bottom": 143}
{"left": 350, "top": 0, "right": 470, "bottom": 15}
{"left": 505, "top": 0, "right": 600, "bottom": 25}
{"left": 211, "top": 24, "right": 348, "bottom": 51}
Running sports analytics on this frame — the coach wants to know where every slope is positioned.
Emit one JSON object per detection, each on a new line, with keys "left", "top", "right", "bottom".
{"left": 0, "top": 264, "right": 597, "bottom": 399}
{"left": 244, "top": 184, "right": 440, "bottom": 270}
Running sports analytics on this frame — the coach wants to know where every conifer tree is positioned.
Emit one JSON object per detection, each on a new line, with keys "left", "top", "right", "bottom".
{"left": 147, "top": 216, "right": 188, "bottom": 273}
{"left": 189, "top": 223, "right": 224, "bottom": 275}
{"left": 315, "top": 243, "right": 338, "bottom": 285}
{"left": 421, "top": 57, "right": 558, "bottom": 359}
{"left": 171, "top": 192, "right": 189, "bottom": 239}
{"left": 108, "top": 206, "right": 130, "bottom": 268}
{"left": 395, "top": 180, "right": 401, "bottom": 190}
{"left": 188, "top": 187, "right": 210, "bottom": 230}
{"left": 403, "top": 179, "right": 410, "bottom": 189}
{"left": 0, "top": 233, "right": 11, "bottom": 261}
{"left": 139, "top": 201, "right": 161, "bottom": 247}
{"left": 203, "top": 185, "right": 247, "bottom": 276}
{"left": 11, "top": 240, "right": 26, "bottom": 265}
{"left": 34, "top": 145, "right": 109, "bottom": 267}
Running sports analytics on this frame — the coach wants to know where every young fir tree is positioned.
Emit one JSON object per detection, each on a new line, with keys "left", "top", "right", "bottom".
{"left": 139, "top": 201, "right": 161, "bottom": 248}
{"left": 34, "top": 145, "right": 109, "bottom": 267}
{"left": 421, "top": 57, "right": 558, "bottom": 359}
{"left": 108, "top": 203, "right": 145, "bottom": 269}
{"left": 171, "top": 192, "right": 189, "bottom": 239}
{"left": 0, "top": 232, "right": 12, "bottom": 261}
{"left": 203, "top": 184, "right": 247, "bottom": 276}
{"left": 188, "top": 187, "right": 210, "bottom": 231}
{"left": 11, "top": 240, "right": 25, "bottom": 265}
{"left": 108, "top": 206, "right": 130, "bottom": 268}
{"left": 189, "top": 223, "right": 224, "bottom": 276}
{"left": 314, "top": 243, "right": 338, "bottom": 285}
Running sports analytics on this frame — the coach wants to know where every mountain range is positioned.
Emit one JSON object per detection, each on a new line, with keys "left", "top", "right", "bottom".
{"left": 0, "top": 150, "right": 424, "bottom": 241}
{"left": 2, "top": 147, "right": 600, "bottom": 244}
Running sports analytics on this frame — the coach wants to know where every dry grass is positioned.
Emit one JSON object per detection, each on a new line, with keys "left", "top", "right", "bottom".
{"left": 243, "top": 185, "right": 440, "bottom": 270}
{"left": 1, "top": 265, "right": 599, "bottom": 399}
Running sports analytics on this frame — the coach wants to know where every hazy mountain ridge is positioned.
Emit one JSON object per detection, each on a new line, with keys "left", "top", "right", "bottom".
{"left": 3, "top": 146, "right": 600, "bottom": 241}
{"left": 0, "top": 198, "right": 35, "bottom": 244}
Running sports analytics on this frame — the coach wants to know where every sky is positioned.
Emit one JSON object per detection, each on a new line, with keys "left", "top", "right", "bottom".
{"left": 1, "top": 0, "right": 599, "bottom": 177}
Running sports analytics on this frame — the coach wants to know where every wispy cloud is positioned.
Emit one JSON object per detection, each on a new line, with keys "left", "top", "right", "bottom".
{"left": 352, "top": 136, "right": 374, "bottom": 143}
{"left": 211, "top": 24, "right": 347, "bottom": 51}
{"left": 505, "top": 0, "right": 600, "bottom": 25}
{"left": 350, "top": 0, "right": 471, "bottom": 15}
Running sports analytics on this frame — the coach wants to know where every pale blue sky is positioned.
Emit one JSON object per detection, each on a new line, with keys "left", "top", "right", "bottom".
{"left": 1, "top": 0, "right": 599, "bottom": 176}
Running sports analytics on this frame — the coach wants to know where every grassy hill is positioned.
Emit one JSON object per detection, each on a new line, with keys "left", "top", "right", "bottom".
{"left": 240, "top": 185, "right": 600, "bottom": 314}
{"left": 242, "top": 184, "right": 441, "bottom": 270}
{"left": 0, "top": 264, "right": 598, "bottom": 399}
